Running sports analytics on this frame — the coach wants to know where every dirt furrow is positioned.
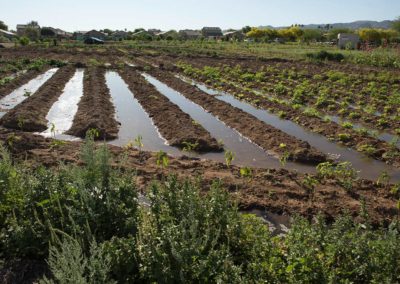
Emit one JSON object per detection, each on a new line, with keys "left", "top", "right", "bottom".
{"left": 143, "top": 66, "right": 326, "bottom": 164}
{"left": 1, "top": 67, "right": 75, "bottom": 132}
{"left": 118, "top": 67, "right": 223, "bottom": 152}
{"left": 66, "top": 67, "right": 119, "bottom": 140}
{"left": 175, "top": 67, "right": 400, "bottom": 167}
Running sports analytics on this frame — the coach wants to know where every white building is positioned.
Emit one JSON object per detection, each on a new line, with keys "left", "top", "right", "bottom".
{"left": 337, "top": 33, "right": 359, "bottom": 49}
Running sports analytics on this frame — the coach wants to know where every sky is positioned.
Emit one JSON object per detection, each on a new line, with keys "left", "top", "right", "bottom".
{"left": 1, "top": 0, "right": 399, "bottom": 32}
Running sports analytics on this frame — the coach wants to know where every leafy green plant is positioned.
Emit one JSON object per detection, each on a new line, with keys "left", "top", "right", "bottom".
{"left": 156, "top": 150, "right": 169, "bottom": 168}
{"left": 316, "top": 161, "right": 358, "bottom": 190}
{"left": 134, "top": 135, "right": 144, "bottom": 151}
{"left": 224, "top": 150, "right": 235, "bottom": 167}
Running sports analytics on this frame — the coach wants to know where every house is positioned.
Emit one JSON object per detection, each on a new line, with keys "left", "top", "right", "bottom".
{"left": 41, "top": 27, "right": 72, "bottom": 39}
{"left": 179, "top": 29, "right": 201, "bottom": 40}
{"left": 17, "top": 23, "right": 40, "bottom": 36}
{"left": 223, "top": 30, "right": 245, "bottom": 41}
{"left": 148, "top": 29, "right": 161, "bottom": 35}
{"left": 73, "top": 31, "right": 88, "bottom": 41}
{"left": 0, "top": 29, "right": 16, "bottom": 40}
{"left": 337, "top": 33, "right": 360, "bottom": 49}
{"left": 201, "top": 27, "right": 223, "bottom": 39}
{"left": 156, "top": 30, "right": 178, "bottom": 40}
{"left": 84, "top": 30, "right": 106, "bottom": 41}
{"left": 131, "top": 30, "right": 154, "bottom": 40}
{"left": 112, "top": 30, "right": 128, "bottom": 41}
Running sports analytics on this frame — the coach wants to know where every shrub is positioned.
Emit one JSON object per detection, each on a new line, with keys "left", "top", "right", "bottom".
{"left": 306, "top": 50, "right": 345, "bottom": 62}
{"left": 19, "top": 36, "right": 30, "bottom": 46}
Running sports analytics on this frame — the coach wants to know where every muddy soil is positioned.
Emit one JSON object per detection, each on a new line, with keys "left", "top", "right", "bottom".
{"left": 165, "top": 59, "right": 400, "bottom": 167}
{"left": 118, "top": 67, "right": 222, "bottom": 152}
{"left": 66, "top": 67, "right": 119, "bottom": 140}
{"left": 0, "top": 68, "right": 50, "bottom": 99}
{"left": 146, "top": 53, "right": 400, "bottom": 79}
{"left": 0, "top": 126, "right": 397, "bottom": 227}
{"left": 140, "top": 66, "right": 326, "bottom": 164}
{"left": 1, "top": 67, "right": 75, "bottom": 132}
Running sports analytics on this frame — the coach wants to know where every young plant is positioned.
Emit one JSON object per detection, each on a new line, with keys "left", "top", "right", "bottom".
{"left": 156, "top": 150, "right": 169, "bottom": 169}
{"left": 182, "top": 141, "right": 199, "bottom": 154}
{"left": 134, "top": 135, "right": 144, "bottom": 152}
{"left": 224, "top": 150, "right": 235, "bottom": 167}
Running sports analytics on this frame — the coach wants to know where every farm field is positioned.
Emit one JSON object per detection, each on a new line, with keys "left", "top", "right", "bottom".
{"left": 1, "top": 43, "right": 400, "bottom": 282}
{"left": 0, "top": 45, "right": 400, "bottom": 221}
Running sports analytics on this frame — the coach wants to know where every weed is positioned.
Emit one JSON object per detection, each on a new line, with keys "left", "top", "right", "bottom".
{"left": 224, "top": 150, "right": 235, "bottom": 167}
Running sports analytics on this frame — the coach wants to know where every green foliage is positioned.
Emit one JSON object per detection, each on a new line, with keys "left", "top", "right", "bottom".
{"left": 19, "top": 36, "right": 30, "bottom": 46}
{"left": 40, "top": 237, "right": 115, "bottom": 284}
{"left": 306, "top": 50, "right": 345, "bottom": 62}
{"left": 224, "top": 150, "right": 235, "bottom": 167}
{"left": 316, "top": 161, "right": 358, "bottom": 190}
{"left": 156, "top": 150, "right": 169, "bottom": 168}
{"left": 0, "top": 132, "right": 139, "bottom": 259}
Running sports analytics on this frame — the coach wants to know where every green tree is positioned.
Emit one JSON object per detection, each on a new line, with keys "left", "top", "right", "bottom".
{"left": 19, "top": 36, "right": 30, "bottom": 46}
{"left": 301, "top": 29, "right": 324, "bottom": 42}
{"left": 40, "top": 27, "right": 56, "bottom": 37}
{"left": 24, "top": 27, "right": 40, "bottom": 41}
{"left": 0, "top": 20, "right": 8, "bottom": 31}
{"left": 327, "top": 28, "right": 352, "bottom": 41}
{"left": 392, "top": 17, "right": 400, "bottom": 33}
{"left": 242, "top": 26, "right": 251, "bottom": 33}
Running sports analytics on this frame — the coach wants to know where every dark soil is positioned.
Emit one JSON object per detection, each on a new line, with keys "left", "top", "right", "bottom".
{"left": 118, "top": 67, "right": 223, "bottom": 153}
{"left": 143, "top": 66, "right": 327, "bottom": 164}
{"left": 1, "top": 67, "right": 75, "bottom": 132}
{"left": 160, "top": 57, "right": 400, "bottom": 167}
{"left": 66, "top": 67, "right": 119, "bottom": 140}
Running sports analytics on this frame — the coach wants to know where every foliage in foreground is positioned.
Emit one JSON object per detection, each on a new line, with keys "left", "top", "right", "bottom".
{"left": 0, "top": 135, "right": 399, "bottom": 283}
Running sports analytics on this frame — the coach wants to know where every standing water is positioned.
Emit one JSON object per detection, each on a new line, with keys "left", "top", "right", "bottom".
{"left": 40, "top": 69, "right": 84, "bottom": 140}
{"left": 177, "top": 75, "right": 400, "bottom": 181}
{"left": 0, "top": 68, "right": 58, "bottom": 118}
{"left": 106, "top": 71, "right": 182, "bottom": 155}
{"left": 143, "top": 73, "right": 315, "bottom": 173}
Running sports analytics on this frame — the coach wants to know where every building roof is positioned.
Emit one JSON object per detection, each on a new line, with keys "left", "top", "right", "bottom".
{"left": 179, "top": 30, "right": 201, "bottom": 36}
{"left": 0, "top": 29, "right": 16, "bottom": 36}
{"left": 202, "top": 27, "right": 223, "bottom": 37}
{"left": 17, "top": 24, "right": 40, "bottom": 29}
{"left": 223, "top": 30, "right": 243, "bottom": 36}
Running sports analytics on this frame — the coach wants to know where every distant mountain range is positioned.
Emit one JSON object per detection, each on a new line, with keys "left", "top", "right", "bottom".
{"left": 260, "top": 20, "right": 394, "bottom": 30}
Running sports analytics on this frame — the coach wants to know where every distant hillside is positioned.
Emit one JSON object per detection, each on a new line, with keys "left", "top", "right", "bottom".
{"left": 260, "top": 20, "right": 394, "bottom": 30}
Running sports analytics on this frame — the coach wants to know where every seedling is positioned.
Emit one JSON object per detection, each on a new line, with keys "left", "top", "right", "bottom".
{"left": 182, "top": 141, "right": 199, "bottom": 154}
{"left": 376, "top": 171, "right": 390, "bottom": 187}
{"left": 156, "top": 150, "right": 169, "bottom": 169}
{"left": 17, "top": 117, "right": 25, "bottom": 131}
{"left": 50, "top": 123, "right": 56, "bottom": 138}
{"left": 224, "top": 150, "right": 235, "bottom": 167}
{"left": 279, "top": 151, "right": 290, "bottom": 167}
{"left": 23, "top": 90, "right": 31, "bottom": 97}
{"left": 134, "top": 135, "right": 144, "bottom": 151}
{"left": 240, "top": 167, "right": 252, "bottom": 179}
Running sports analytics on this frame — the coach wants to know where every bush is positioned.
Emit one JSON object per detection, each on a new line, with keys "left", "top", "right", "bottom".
{"left": 19, "top": 36, "right": 30, "bottom": 46}
{"left": 1, "top": 132, "right": 400, "bottom": 283}
{"left": 306, "top": 50, "right": 345, "bottom": 62}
